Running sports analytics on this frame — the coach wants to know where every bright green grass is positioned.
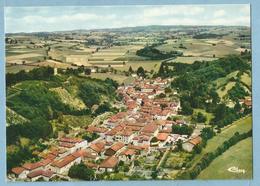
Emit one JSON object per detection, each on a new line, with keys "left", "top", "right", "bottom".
{"left": 189, "top": 115, "right": 252, "bottom": 169}
{"left": 214, "top": 71, "right": 239, "bottom": 89}
{"left": 197, "top": 137, "right": 252, "bottom": 179}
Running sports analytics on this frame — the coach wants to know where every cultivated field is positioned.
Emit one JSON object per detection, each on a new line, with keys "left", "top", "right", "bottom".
{"left": 156, "top": 36, "right": 245, "bottom": 58}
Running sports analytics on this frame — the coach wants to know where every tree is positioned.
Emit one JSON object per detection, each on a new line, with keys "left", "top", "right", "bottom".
{"left": 128, "top": 66, "right": 134, "bottom": 74}
{"left": 68, "top": 163, "right": 95, "bottom": 180}
{"left": 137, "top": 66, "right": 145, "bottom": 77}
{"left": 201, "top": 127, "right": 215, "bottom": 140}
{"left": 176, "top": 139, "right": 183, "bottom": 151}
{"left": 95, "top": 102, "right": 111, "bottom": 115}
{"left": 234, "top": 101, "right": 242, "bottom": 112}
{"left": 164, "top": 87, "right": 172, "bottom": 94}
{"left": 172, "top": 125, "right": 193, "bottom": 136}
{"left": 181, "top": 101, "right": 193, "bottom": 115}
{"left": 196, "top": 112, "right": 207, "bottom": 123}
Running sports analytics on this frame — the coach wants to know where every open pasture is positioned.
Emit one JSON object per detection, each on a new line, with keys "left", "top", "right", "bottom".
{"left": 197, "top": 137, "right": 252, "bottom": 179}
{"left": 188, "top": 116, "right": 252, "bottom": 170}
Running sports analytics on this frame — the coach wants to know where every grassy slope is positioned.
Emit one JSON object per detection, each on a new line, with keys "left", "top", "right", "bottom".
{"left": 197, "top": 137, "right": 252, "bottom": 179}
{"left": 51, "top": 115, "right": 93, "bottom": 131}
{"left": 50, "top": 87, "right": 86, "bottom": 110}
{"left": 188, "top": 115, "right": 252, "bottom": 169}
{"left": 241, "top": 72, "right": 251, "bottom": 88}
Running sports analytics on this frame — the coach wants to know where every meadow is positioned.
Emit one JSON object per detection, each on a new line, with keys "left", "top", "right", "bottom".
{"left": 197, "top": 137, "right": 252, "bottom": 179}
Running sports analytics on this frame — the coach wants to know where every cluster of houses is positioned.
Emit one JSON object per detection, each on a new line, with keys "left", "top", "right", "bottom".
{"left": 9, "top": 77, "right": 203, "bottom": 181}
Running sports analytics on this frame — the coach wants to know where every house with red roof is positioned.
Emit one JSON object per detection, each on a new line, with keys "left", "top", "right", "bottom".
{"left": 132, "top": 134, "right": 151, "bottom": 146}
{"left": 50, "top": 153, "right": 81, "bottom": 175}
{"left": 27, "top": 169, "right": 55, "bottom": 181}
{"left": 22, "top": 162, "right": 43, "bottom": 172}
{"left": 104, "top": 142, "right": 125, "bottom": 156}
{"left": 141, "top": 123, "right": 159, "bottom": 136}
{"left": 156, "top": 133, "right": 170, "bottom": 147}
{"left": 11, "top": 167, "right": 29, "bottom": 179}
{"left": 88, "top": 141, "right": 106, "bottom": 156}
{"left": 99, "top": 156, "right": 119, "bottom": 172}
{"left": 182, "top": 136, "right": 202, "bottom": 152}
{"left": 115, "top": 130, "right": 134, "bottom": 144}
{"left": 119, "top": 148, "right": 136, "bottom": 162}
{"left": 58, "top": 137, "right": 88, "bottom": 153}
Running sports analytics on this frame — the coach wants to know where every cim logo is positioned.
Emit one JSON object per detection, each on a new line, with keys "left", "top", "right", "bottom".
{"left": 227, "top": 166, "right": 246, "bottom": 174}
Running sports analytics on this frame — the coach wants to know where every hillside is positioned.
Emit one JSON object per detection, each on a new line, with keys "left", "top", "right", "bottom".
{"left": 6, "top": 68, "right": 119, "bottom": 144}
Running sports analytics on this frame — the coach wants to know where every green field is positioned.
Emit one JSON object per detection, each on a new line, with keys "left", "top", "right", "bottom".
{"left": 189, "top": 115, "right": 252, "bottom": 169}
{"left": 197, "top": 137, "right": 252, "bottom": 179}
{"left": 214, "top": 71, "right": 239, "bottom": 89}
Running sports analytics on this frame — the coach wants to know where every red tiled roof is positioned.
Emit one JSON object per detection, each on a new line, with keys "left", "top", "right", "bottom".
{"left": 157, "top": 133, "right": 169, "bottom": 141}
{"left": 86, "top": 126, "right": 108, "bottom": 133}
{"left": 110, "top": 142, "right": 124, "bottom": 152}
{"left": 39, "top": 158, "right": 53, "bottom": 166}
{"left": 99, "top": 156, "right": 118, "bottom": 168}
{"left": 90, "top": 141, "right": 105, "bottom": 153}
{"left": 27, "top": 170, "right": 43, "bottom": 179}
{"left": 11, "top": 167, "right": 25, "bottom": 175}
{"left": 59, "top": 142, "right": 75, "bottom": 148}
{"left": 120, "top": 148, "right": 136, "bottom": 156}
{"left": 59, "top": 137, "right": 83, "bottom": 144}
{"left": 142, "top": 123, "right": 158, "bottom": 134}
{"left": 27, "top": 169, "right": 54, "bottom": 179}
{"left": 189, "top": 136, "right": 202, "bottom": 146}
{"left": 42, "top": 170, "right": 54, "bottom": 178}
{"left": 51, "top": 155, "right": 77, "bottom": 168}
{"left": 116, "top": 130, "right": 133, "bottom": 137}
{"left": 43, "top": 153, "right": 57, "bottom": 160}
{"left": 22, "top": 162, "right": 42, "bottom": 171}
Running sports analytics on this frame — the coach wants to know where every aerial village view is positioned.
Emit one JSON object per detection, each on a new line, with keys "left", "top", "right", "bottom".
{"left": 5, "top": 5, "right": 252, "bottom": 181}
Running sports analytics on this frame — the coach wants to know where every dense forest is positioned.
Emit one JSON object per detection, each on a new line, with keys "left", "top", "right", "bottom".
{"left": 157, "top": 54, "right": 251, "bottom": 128}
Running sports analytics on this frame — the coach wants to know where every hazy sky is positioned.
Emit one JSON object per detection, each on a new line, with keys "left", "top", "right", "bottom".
{"left": 5, "top": 4, "right": 250, "bottom": 33}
